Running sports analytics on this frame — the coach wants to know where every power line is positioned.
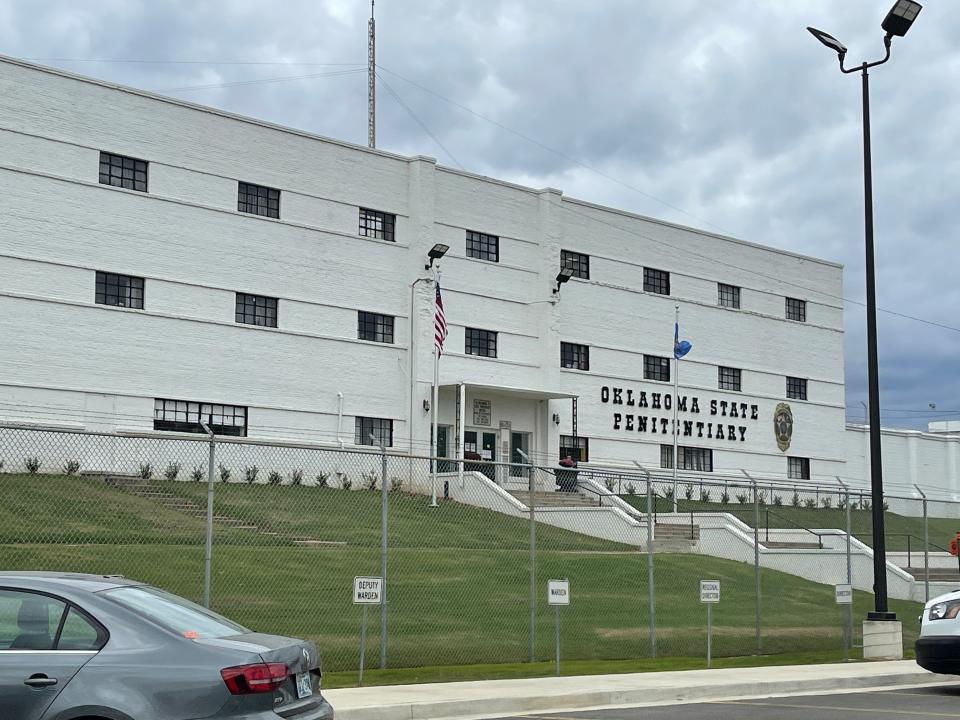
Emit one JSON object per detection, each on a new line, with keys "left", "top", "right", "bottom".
{"left": 23, "top": 58, "right": 365, "bottom": 67}
{"left": 376, "top": 72, "right": 463, "bottom": 169}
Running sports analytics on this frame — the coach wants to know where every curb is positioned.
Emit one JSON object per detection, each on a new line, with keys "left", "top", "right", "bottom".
{"left": 326, "top": 666, "right": 955, "bottom": 720}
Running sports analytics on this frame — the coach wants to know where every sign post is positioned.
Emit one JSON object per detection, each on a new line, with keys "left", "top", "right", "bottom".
{"left": 835, "top": 583, "right": 853, "bottom": 661}
{"left": 353, "top": 576, "right": 383, "bottom": 686}
{"left": 700, "top": 580, "right": 720, "bottom": 668}
{"left": 548, "top": 579, "right": 569, "bottom": 676}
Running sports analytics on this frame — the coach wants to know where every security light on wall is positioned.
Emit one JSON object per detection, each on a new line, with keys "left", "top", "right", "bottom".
{"left": 426, "top": 243, "right": 449, "bottom": 269}
{"left": 554, "top": 267, "right": 574, "bottom": 293}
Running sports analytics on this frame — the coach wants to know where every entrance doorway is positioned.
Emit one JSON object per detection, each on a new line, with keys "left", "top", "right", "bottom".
{"left": 435, "top": 425, "right": 454, "bottom": 473}
{"left": 510, "top": 432, "right": 531, "bottom": 477}
{"left": 464, "top": 429, "right": 496, "bottom": 481}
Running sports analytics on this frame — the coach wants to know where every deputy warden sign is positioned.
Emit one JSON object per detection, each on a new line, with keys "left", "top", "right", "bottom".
{"left": 353, "top": 576, "right": 383, "bottom": 604}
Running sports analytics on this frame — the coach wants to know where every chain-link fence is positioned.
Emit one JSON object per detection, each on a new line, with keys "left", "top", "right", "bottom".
{"left": 0, "top": 424, "right": 946, "bottom": 677}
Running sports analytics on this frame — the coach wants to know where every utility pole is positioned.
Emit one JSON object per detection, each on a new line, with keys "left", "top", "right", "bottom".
{"left": 367, "top": 0, "right": 376, "bottom": 149}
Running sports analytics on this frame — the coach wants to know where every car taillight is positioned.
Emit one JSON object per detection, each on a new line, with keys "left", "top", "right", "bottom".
{"left": 220, "top": 663, "right": 288, "bottom": 694}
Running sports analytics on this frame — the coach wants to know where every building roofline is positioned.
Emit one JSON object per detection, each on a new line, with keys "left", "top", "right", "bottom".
{"left": 2, "top": 54, "right": 842, "bottom": 270}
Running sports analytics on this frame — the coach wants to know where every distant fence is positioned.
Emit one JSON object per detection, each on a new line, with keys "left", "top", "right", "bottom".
{"left": 0, "top": 424, "right": 951, "bottom": 677}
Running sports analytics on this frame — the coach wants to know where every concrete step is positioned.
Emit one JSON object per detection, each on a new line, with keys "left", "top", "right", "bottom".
{"left": 905, "top": 568, "right": 960, "bottom": 582}
{"left": 763, "top": 540, "right": 823, "bottom": 549}
{"left": 508, "top": 491, "right": 598, "bottom": 508}
{"left": 654, "top": 523, "right": 700, "bottom": 540}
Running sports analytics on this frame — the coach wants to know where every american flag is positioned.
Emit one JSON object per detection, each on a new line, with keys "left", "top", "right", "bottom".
{"left": 434, "top": 282, "right": 447, "bottom": 354}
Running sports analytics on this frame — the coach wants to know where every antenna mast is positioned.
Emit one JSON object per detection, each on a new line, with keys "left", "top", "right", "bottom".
{"left": 368, "top": 0, "right": 376, "bottom": 148}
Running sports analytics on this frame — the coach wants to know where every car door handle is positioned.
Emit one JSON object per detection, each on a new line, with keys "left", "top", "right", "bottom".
{"left": 24, "top": 675, "right": 58, "bottom": 688}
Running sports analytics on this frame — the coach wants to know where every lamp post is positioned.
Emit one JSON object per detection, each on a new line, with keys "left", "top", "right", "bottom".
{"left": 807, "top": 0, "right": 922, "bottom": 621}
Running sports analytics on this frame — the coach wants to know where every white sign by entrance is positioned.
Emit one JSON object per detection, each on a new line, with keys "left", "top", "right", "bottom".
{"left": 473, "top": 399, "right": 491, "bottom": 426}
{"left": 699, "top": 579, "right": 720, "bottom": 603}
{"left": 353, "top": 576, "right": 383, "bottom": 604}
{"left": 548, "top": 579, "right": 570, "bottom": 605}
{"left": 835, "top": 584, "right": 853, "bottom": 604}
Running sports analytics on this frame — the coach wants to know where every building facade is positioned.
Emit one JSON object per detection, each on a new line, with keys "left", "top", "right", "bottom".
{"left": 0, "top": 56, "right": 850, "bottom": 484}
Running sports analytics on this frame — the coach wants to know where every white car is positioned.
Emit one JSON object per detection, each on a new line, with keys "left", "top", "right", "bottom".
{"left": 916, "top": 589, "right": 960, "bottom": 674}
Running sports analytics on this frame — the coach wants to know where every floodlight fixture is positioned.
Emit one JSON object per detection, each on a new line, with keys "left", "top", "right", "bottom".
{"left": 882, "top": 0, "right": 922, "bottom": 38}
{"left": 554, "top": 267, "right": 574, "bottom": 293}
{"left": 807, "top": 26, "right": 847, "bottom": 57}
{"left": 425, "top": 243, "right": 449, "bottom": 269}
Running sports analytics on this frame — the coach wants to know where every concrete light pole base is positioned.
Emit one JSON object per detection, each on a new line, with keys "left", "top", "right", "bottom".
{"left": 863, "top": 620, "right": 904, "bottom": 660}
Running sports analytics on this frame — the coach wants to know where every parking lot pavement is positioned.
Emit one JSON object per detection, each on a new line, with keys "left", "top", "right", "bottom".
{"left": 509, "top": 686, "right": 960, "bottom": 720}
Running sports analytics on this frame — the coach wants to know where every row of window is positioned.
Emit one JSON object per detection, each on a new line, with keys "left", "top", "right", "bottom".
{"left": 99, "top": 151, "right": 396, "bottom": 241}
{"left": 559, "top": 435, "right": 811, "bottom": 478}
{"left": 560, "top": 342, "right": 809, "bottom": 400}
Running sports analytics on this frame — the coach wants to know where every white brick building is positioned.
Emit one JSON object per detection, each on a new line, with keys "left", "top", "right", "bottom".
{"left": 0, "top": 56, "right": 856, "bottom": 485}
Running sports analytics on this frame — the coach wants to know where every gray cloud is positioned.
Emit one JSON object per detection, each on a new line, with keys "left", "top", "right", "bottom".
{"left": 2, "top": 0, "right": 957, "bottom": 428}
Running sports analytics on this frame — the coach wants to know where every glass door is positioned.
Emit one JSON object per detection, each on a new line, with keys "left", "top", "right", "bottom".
{"left": 510, "top": 432, "right": 530, "bottom": 477}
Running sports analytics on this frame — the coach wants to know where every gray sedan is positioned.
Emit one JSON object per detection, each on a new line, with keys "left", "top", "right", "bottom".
{"left": 0, "top": 571, "right": 334, "bottom": 720}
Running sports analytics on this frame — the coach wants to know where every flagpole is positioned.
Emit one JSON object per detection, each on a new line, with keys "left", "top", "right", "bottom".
{"left": 672, "top": 304, "right": 679, "bottom": 514}
{"left": 430, "top": 343, "right": 439, "bottom": 507}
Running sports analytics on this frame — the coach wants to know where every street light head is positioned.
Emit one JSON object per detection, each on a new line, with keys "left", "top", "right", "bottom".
{"left": 425, "top": 243, "right": 449, "bottom": 269}
{"left": 882, "top": 0, "right": 921, "bottom": 38}
{"left": 806, "top": 26, "right": 847, "bottom": 56}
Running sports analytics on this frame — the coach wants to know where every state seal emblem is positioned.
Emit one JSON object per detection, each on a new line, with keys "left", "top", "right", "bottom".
{"left": 774, "top": 403, "right": 793, "bottom": 452}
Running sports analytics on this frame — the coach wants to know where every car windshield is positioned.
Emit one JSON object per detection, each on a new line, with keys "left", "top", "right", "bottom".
{"left": 102, "top": 586, "right": 249, "bottom": 640}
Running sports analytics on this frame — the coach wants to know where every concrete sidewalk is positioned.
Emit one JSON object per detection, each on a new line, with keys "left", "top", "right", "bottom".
{"left": 325, "top": 661, "right": 955, "bottom": 720}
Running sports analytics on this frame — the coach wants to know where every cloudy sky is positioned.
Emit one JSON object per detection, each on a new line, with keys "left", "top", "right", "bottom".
{"left": 2, "top": 0, "right": 957, "bottom": 429}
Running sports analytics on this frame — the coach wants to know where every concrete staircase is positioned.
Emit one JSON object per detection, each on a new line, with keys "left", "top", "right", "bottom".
{"left": 104, "top": 475, "right": 343, "bottom": 547}
{"left": 904, "top": 567, "right": 960, "bottom": 583}
{"left": 763, "top": 540, "right": 823, "bottom": 550}
{"left": 508, "top": 491, "right": 599, "bottom": 508}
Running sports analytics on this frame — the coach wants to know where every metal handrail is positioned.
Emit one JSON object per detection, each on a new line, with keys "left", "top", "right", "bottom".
{"left": 763, "top": 506, "right": 826, "bottom": 549}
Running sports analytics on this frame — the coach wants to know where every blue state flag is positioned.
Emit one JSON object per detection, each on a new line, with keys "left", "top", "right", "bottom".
{"left": 674, "top": 322, "right": 692, "bottom": 360}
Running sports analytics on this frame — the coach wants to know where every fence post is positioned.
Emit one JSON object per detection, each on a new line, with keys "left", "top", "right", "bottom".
{"left": 915, "top": 484, "right": 929, "bottom": 603}
{"left": 743, "top": 470, "right": 761, "bottom": 654}
{"left": 838, "top": 477, "right": 853, "bottom": 660}
{"left": 634, "top": 462, "right": 655, "bottom": 658}
{"left": 529, "top": 454, "right": 536, "bottom": 662}
{"left": 200, "top": 421, "right": 216, "bottom": 609}
{"left": 375, "top": 437, "right": 388, "bottom": 669}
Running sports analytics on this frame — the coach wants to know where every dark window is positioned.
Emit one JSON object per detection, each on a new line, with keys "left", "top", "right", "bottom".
{"left": 237, "top": 181, "right": 280, "bottom": 219}
{"left": 0, "top": 590, "right": 64, "bottom": 650}
{"left": 235, "top": 293, "right": 277, "bottom": 328}
{"left": 718, "top": 366, "right": 742, "bottom": 392}
{"left": 560, "top": 436, "right": 589, "bottom": 463}
{"left": 718, "top": 283, "right": 741, "bottom": 309}
{"left": 560, "top": 342, "right": 590, "bottom": 371}
{"left": 787, "top": 376, "right": 808, "bottom": 400}
{"left": 57, "top": 607, "right": 107, "bottom": 651}
{"left": 786, "top": 297, "right": 807, "bottom": 322}
{"left": 358, "top": 311, "right": 395, "bottom": 344}
{"left": 99, "top": 151, "right": 148, "bottom": 192}
{"left": 643, "top": 267, "right": 670, "bottom": 295}
{"left": 153, "top": 399, "right": 248, "bottom": 437}
{"left": 95, "top": 271, "right": 144, "bottom": 309}
{"left": 465, "top": 328, "right": 498, "bottom": 358}
{"left": 561, "top": 249, "right": 590, "bottom": 280}
{"left": 356, "top": 416, "right": 393, "bottom": 447}
{"left": 643, "top": 354, "right": 671, "bottom": 382}
{"left": 788, "top": 456, "right": 810, "bottom": 480}
{"left": 661, "top": 445, "right": 713, "bottom": 472}
{"left": 466, "top": 230, "right": 499, "bottom": 262}
{"left": 358, "top": 208, "right": 395, "bottom": 242}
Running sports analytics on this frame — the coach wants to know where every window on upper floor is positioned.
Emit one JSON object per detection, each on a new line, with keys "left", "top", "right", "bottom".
{"left": 560, "top": 342, "right": 590, "bottom": 371}
{"left": 358, "top": 208, "right": 396, "bottom": 242}
{"left": 718, "top": 283, "right": 741, "bottom": 309}
{"left": 787, "top": 376, "right": 808, "bottom": 400}
{"left": 95, "top": 271, "right": 144, "bottom": 310}
{"left": 786, "top": 297, "right": 807, "bottom": 322}
{"left": 788, "top": 456, "right": 810, "bottom": 480}
{"left": 561, "top": 250, "right": 590, "bottom": 280}
{"left": 466, "top": 230, "right": 499, "bottom": 262}
{"left": 358, "top": 311, "right": 395, "bottom": 344}
{"left": 465, "top": 328, "right": 498, "bottom": 358}
{"left": 560, "top": 436, "right": 589, "bottom": 463}
{"left": 237, "top": 181, "right": 280, "bottom": 219}
{"left": 356, "top": 416, "right": 393, "bottom": 447}
{"left": 660, "top": 445, "right": 713, "bottom": 472}
{"left": 153, "top": 399, "right": 248, "bottom": 437}
{"left": 235, "top": 292, "right": 278, "bottom": 328}
{"left": 99, "top": 151, "right": 148, "bottom": 193}
{"left": 643, "top": 267, "right": 670, "bottom": 295}
{"left": 718, "top": 366, "right": 742, "bottom": 392}
{"left": 643, "top": 354, "right": 671, "bottom": 382}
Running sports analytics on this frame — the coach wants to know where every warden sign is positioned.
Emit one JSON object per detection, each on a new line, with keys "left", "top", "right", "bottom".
{"left": 353, "top": 576, "right": 383, "bottom": 604}
{"left": 548, "top": 579, "right": 570, "bottom": 605}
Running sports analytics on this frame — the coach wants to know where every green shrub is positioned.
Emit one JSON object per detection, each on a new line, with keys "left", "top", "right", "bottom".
{"left": 64, "top": 459, "right": 80, "bottom": 476}
{"left": 163, "top": 462, "right": 181, "bottom": 481}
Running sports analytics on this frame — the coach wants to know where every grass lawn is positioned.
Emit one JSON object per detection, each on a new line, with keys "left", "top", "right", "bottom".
{"left": 0, "top": 473, "right": 923, "bottom": 680}
{"left": 621, "top": 495, "right": 958, "bottom": 552}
